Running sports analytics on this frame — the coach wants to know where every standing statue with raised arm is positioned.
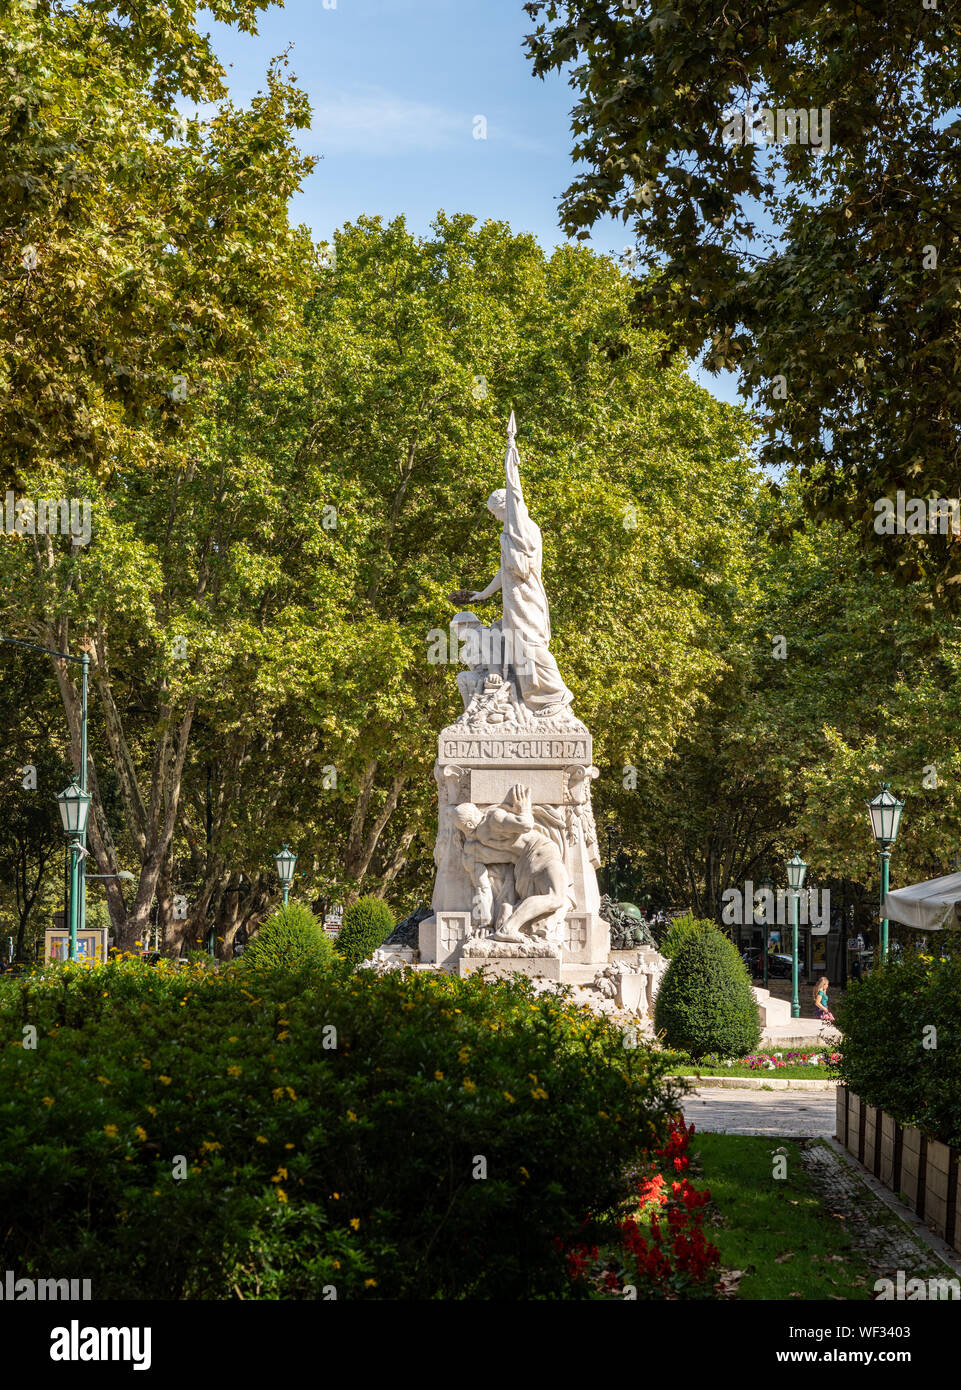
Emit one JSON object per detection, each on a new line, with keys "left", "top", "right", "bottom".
{"left": 455, "top": 413, "right": 573, "bottom": 717}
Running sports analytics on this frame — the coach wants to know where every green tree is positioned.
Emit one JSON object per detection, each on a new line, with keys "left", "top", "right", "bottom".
{"left": 524, "top": 1, "right": 961, "bottom": 606}
{"left": 0, "top": 0, "right": 312, "bottom": 490}
{"left": 0, "top": 0, "right": 315, "bottom": 951}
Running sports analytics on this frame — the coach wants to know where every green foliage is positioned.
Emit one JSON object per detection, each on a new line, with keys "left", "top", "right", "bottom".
{"left": 660, "top": 914, "right": 716, "bottom": 960}
{"left": 525, "top": 1, "right": 961, "bottom": 607}
{"left": 335, "top": 896, "right": 394, "bottom": 967}
{"left": 655, "top": 928, "right": 761, "bottom": 1060}
{"left": 837, "top": 949, "right": 961, "bottom": 1146}
{"left": 0, "top": 957, "right": 685, "bottom": 1299}
{"left": 0, "top": 206, "right": 756, "bottom": 950}
{"left": 244, "top": 903, "right": 334, "bottom": 974}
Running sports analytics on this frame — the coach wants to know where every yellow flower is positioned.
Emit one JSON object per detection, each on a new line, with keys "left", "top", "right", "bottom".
{"left": 146, "top": 1105, "right": 157, "bottom": 1116}
{"left": 135, "top": 1126, "right": 147, "bottom": 1142}
{"left": 270, "top": 1168, "right": 288, "bottom": 1183}
{"left": 530, "top": 1087, "right": 549, "bottom": 1101}
{"left": 346, "top": 1110, "right": 358, "bottom": 1123}
{"left": 350, "top": 1217, "right": 360, "bottom": 1230}
{"left": 227, "top": 1065, "right": 242, "bottom": 1077}
{"left": 332, "top": 1260, "right": 341, "bottom": 1270}
{"left": 503, "top": 1091, "right": 515, "bottom": 1104}
{"left": 201, "top": 1140, "right": 221, "bottom": 1152}
{"left": 332, "top": 1192, "right": 340, "bottom": 1199}
{"left": 41, "top": 1096, "right": 54, "bottom": 1106}
{"left": 463, "top": 1078, "right": 476, "bottom": 1093}
{"left": 276, "top": 1188, "right": 288, "bottom": 1203}
{"left": 96, "top": 1075, "right": 111, "bottom": 1085}
{"left": 104, "top": 1124, "right": 118, "bottom": 1137}
{"left": 255, "top": 1135, "right": 268, "bottom": 1144}
{"left": 434, "top": 1070, "right": 444, "bottom": 1081}
{"left": 458, "top": 1046, "right": 470, "bottom": 1064}
{"left": 159, "top": 1075, "right": 172, "bottom": 1086}
{"left": 364, "top": 1279, "right": 377, "bottom": 1288}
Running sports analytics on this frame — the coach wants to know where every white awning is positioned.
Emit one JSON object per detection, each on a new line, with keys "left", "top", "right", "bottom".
{"left": 882, "top": 872, "right": 961, "bottom": 930}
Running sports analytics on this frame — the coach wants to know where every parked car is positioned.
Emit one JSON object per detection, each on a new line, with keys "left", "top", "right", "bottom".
{"left": 766, "top": 953, "right": 794, "bottom": 979}
{"left": 740, "top": 946, "right": 762, "bottom": 977}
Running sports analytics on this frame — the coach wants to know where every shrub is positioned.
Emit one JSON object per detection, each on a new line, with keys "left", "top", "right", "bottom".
{"left": 0, "top": 958, "right": 686, "bottom": 1299}
{"left": 660, "top": 913, "right": 716, "bottom": 960}
{"left": 335, "top": 895, "right": 394, "bottom": 967}
{"left": 244, "top": 903, "right": 335, "bottom": 974}
{"left": 562, "top": 1118, "right": 719, "bottom": 1300}
{"left": 655, "top": 928, "right": 761, "bottom": 1059}
{"left": 837, "top": 950, "right": 961, "bottom": 1145}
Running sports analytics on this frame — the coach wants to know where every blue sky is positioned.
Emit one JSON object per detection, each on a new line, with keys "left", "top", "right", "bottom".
{"left": 199, "top": 0, "right": 742, "bottom": 406}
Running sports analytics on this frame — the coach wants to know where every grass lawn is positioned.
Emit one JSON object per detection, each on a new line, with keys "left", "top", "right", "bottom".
{"left": 690, "top": 1133, "right": 877, "bottom": 1299}
{"left": 669, "top": 1064, "right": 839, "bottom": 1081}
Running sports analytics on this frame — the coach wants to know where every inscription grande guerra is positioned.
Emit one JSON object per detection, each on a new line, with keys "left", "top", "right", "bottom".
{"left": 439, "top": 736, "right": 590, "bottom": 763}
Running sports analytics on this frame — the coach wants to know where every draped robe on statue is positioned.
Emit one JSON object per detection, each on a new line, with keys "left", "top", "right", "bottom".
{"left": 500, "top": 432, "right": 573, "bottom": 713}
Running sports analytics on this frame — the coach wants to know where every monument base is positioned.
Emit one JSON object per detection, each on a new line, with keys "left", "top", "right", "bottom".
{"left": 418, "top": 911, "right": 471, "bottom": 965}
{"left": 458, "top": 937, "right": 562, "bottom": 981}
{"left": 560, "top": 911, "right": 610, "bottom": 966}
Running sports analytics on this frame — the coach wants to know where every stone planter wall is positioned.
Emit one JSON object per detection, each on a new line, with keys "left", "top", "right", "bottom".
{"left": 837, "top": 1086, "right": 961, "bottom": 1254}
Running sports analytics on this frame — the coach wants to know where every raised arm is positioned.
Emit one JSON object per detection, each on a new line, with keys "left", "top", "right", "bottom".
{"left": 504, "top": 418, "right": 538, "bottom": 576}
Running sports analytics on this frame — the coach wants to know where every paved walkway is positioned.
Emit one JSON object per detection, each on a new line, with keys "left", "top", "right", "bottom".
{"left": 683, "top": 1085, "right": 961, "bottom": 1276}
{"left": 684, "top": 1085, "right": 836, "bottom": 1137}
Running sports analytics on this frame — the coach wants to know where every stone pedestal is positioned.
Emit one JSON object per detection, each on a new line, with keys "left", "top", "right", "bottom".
{"left": 418, "top": 912, "right": 470, "bottom": 966}
{"left": 562, "top": 912, "right": 610, "bottom": 965}
{"left": 430, "top": 710, "right": 610, "bottom": 975}
{"left": 458, "top": 940, "right": 563, "bottom": 981}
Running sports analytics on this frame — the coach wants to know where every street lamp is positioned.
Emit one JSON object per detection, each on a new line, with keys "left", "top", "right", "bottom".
{"left": 3, "top": 635, "right": 90, "bottom": 947}
{"left": 274, "top": 845, "right": 297, "bottom": 907}
{"left": 56, "top": 778, "right": 91, "bottom": 961}
{"left": 758, "top": 874, "right": 775, "bottom": 990}
{"left": 866, "top": 783, "right": 904, "bottom": 963}
{"left": 785, "top": 852, "right": 808, "bottom": 1019}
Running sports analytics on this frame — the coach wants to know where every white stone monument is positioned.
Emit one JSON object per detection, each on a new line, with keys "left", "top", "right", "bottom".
{"left": 420, "top": 414, "right": 610, "bottom": 981}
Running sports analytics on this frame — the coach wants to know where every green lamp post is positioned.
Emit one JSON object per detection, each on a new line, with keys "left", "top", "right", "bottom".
{"left": 3, "top": 636, "right": 90, "bottom": 955}
{"left": 866, "top": 783, "right": 904, "bottom": 963}
{"left": 274, "top": 845, "right": 297, "bottom": 908}
{"left": 785, "top": 852, "right": 808, "bottom": 1019}
{"left": 56, "top": 778, "right": 92, "bottom": 961}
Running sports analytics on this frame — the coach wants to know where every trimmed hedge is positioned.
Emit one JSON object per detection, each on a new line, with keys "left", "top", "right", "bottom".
{"left": 336, "top": 895, "right": 394, "bottom": 967}
{"left": 655, "top": 928, "right": 761, "bottom": 1059}
{"left": 244, "top": 903, "right": 335, "bottom": 973}
{"left": 660, "top": 913, "right": 715, "bottom": 960}
{"left": 837, "top": 949, "right": 961, "bottom": 1146}
{"left": 0, "top": 957, "right": 685, "bottom": 1299}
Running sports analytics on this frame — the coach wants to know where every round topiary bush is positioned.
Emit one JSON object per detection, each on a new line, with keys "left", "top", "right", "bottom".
{"left": 655, "top": 927, "right": 761, "bottom": 1059}
{"left": 336, "top": 895, "right": 394, "bottom": 967}
{"left": 244, "top": 902, "right": 334, "bottom": 973}
{"left": 660, "top": 913, "right": 714, "bottom": 960}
